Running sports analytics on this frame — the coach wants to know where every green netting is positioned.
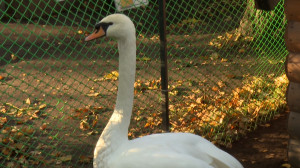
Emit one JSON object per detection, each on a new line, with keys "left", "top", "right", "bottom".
{"left": 0, "top": 0, "right": 287, "bottom": 167}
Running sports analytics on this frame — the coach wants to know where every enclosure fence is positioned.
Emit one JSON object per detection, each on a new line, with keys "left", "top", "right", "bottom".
{"left": 0, "top": 0, "right": 288, "bottom": 167}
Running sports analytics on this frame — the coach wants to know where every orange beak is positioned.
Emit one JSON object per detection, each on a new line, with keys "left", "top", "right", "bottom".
{"left": 85, "top": 26, "right": 106, "bottom": 41}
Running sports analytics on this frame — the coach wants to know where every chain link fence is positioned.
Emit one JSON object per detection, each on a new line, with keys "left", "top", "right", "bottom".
{"left": 0, "top": 0, "right": 287, "bottom": 167}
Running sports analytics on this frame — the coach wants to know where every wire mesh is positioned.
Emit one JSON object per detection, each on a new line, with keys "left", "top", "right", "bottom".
{"left": 0, "top": 0, "right": 287, "bottom": 167}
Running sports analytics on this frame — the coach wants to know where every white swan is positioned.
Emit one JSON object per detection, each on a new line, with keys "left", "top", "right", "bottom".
{"left": 85, "top": 14, "right": 243, "bottom": 168}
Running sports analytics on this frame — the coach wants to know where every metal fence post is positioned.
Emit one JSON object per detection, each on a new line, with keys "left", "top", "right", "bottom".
{"left": 158, "top": 0, "right": 170, "bottom": 132}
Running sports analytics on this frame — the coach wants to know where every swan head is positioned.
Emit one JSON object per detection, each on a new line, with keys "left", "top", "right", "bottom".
{"left": 85, "top": 14, "right": 135, "bottom": 41}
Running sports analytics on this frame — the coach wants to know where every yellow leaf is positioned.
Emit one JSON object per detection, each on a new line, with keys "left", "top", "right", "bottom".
{"left": 11, "top": 54, "right": 17, "bottom": 60}
{"left": 0, "top": 117, "right": 7, "bottom": 125}
{"left": 39, "top": 104, "right": 47, "bottom": 110}
{"left": 80, "top": 120, "right": 90, "bottom": 130}
{"left": 144, "top": 123, "right": 150, "bottom": 128}
{"left": 103, "top": 71, "right": 119, "bottom": 81}
{"left": 137, "top": 57, "right": 151, "bottom": 62}
{"left": 265, "top": 153, "right": 275, "bottom": 159}
{"left": 212, "top": 86, "right": 219, "bottom": 92}
{"left": 221, "top": 58, "right": 228, "bottom": 62}
{"left": 40, "top": 123, "right": 47, "bottom": 130}
{"left": 25, "top": 98, "right": 31, "bottom": 105}
{"left": 281, "top": 163, "right": 291, "bottom": 168}
{"left": 87, "top": 93, "right": 100, "bottom": 97}
{"left": 59, "top": 155, "right": 72, "bottom": 162}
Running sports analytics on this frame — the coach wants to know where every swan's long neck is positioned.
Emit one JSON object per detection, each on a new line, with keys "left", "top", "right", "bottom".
{"left": 111, "top": 36, "right": 136, "bottom": 139}
{"left": 94, "top": 35, "right": 136, "bottom": 161}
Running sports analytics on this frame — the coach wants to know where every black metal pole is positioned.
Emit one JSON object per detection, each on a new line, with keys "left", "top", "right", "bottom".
{"left": 158, "top": 0, "right": 169, "bottom": 132}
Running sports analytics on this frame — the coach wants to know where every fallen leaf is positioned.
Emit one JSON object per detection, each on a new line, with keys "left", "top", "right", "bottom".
{"left": 92, "top": 119, "right": 98, "bottom": 127}
{"left": 18, "top": 155, "right": 29, "bottom": 165}
{"left": 14, "top": 143, "right": 24, "bottom": 150}
{"left": 0, "top": 117, "right": 7, "bottom": 125}
{"left": 25, "top": 98, "right": 31, "bottom": 105}
{"left": 6, "top": 162, "right": 20, "bottom": 168}
{"left": 196, "top": 97, "right": 202, "bottom": 104}
{"left": 226, "top": 74, "right": 236, "bottom": 79}
{"left": 39, "top": 104, "right": 47, "bottom": 109}
{"left": 40, "top": 123, "right": 47, "bottom": 130}
{"left": 137, "top": 57, "right": 151, "bottom": 62}
{"left": 56, "top": 160, "right": 62, "bottom": 165}
{"left": 268, "top": 60, "right": 280, "bottom": 65}
{"left": 102, "top": 71, "right": 119, "bottom": 81}
{"left": 217, "top": 81, "right": 225, "bottom": 88}
{"left": 11, "top": 54, "right": 18, "bottom": 61}
{"left": 211, "top": 86, "right": 219, "bottom": 92}
{"left": 79, "top": 155, "right": 92, "bottom": 163}
{"left": 14, "top": 132, "right": 24, "bottom": 140}
{"left": 261, "top": 123, "right": 271, "bottom": 127}
{"left": 29, "top": 110, "right": 40, "bottom": 119}
{"left": 210, "top": 52, "right": 219, "bottom": 60}
{"left": 29, "top": 159, "right": 40, "bottom": 165}
{"left": 265, "top": 153, "right": 275, "bottom": 159}
{"left": 144, "top": 123, "right": 150, "bottom": 128}
{"left": 2, "top": 138, "right": 10, "bottom": 144}
{"left": 80, "top": 120, "right": 90, "bottom": 130}
{"left": 29, "top": 151, "right": 41, "bottom": 156}
{"left": 191, "top": 117, "right": 197, "bottom": 122}
{"left": 51, "top": 151, "right": 62, "bottom": 157}
{"left": 59, "top": 155, "right": 72, "bottom": 162}
{"left": 22, "top": 127, "right": 34, "bottom": 135}
{"left": 87, "top": 93, "right": 100, "bottom": 97}
{"left": 281, "top": 163, "right": 291, "bottom": 168}
{"left": 238, "top": 48, "right": 245, "bottom": 53}
{"left": 45, "top": 159, "right": 56, "bottom": 165}
{"left": 2, "top": 147, "right": 11, "bottom": 155}
{"left": 221, "top": 58, "right": 228, "bottom": 62}
{"left": 3, "top": 126, "right": 11, "bottom": 133}
{"left": 87, "top": 130, "right": 98, "bottom": 136}
{"left": 16, "top": 120, "right": 25, "bottom": 125}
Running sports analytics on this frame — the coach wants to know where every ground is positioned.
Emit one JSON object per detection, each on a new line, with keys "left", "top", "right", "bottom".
{"left": 0, "top": 57, "right": 290, "bottom": 168}
{"left": 225, "top": 110, "right": 290, "bottom": 168}
{"left": 0, "top": 23, "right": 289, "bottom": 167}
{"left": 0, "top": 55, "right": 291, "bottom": 167}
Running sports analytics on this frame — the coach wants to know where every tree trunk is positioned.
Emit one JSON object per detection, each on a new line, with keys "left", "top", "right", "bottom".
{"left": 235, "top": 0, "right": 284, "bottom": 39}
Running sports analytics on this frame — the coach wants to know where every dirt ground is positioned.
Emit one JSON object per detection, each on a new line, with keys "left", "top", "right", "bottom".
{"left": 225, "top": 110, "right": 290, "bottom": 168}
{"left": 0, "top": 22, "right": 289, "bottom": 167}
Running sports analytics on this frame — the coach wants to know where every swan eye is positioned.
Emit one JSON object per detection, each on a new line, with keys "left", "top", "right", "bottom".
{"left": 95, "top": 22, "right": 113, "bottom": 34}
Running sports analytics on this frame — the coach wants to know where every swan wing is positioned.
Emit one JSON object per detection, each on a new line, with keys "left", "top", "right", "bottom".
{"left": 109, "top": 133, "right": 243, "bottom": 168}
{"left": 111, "top": 151, "right": 214, "bottom": 168}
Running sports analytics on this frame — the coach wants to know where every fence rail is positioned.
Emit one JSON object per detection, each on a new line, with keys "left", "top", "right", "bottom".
{"left": 0, "top": 0, "right": 287, "bottom": 167}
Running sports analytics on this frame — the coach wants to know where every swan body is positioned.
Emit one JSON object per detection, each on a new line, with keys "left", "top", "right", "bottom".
{"left": 85, "top": 14, "right": 243, "bottom": 168}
